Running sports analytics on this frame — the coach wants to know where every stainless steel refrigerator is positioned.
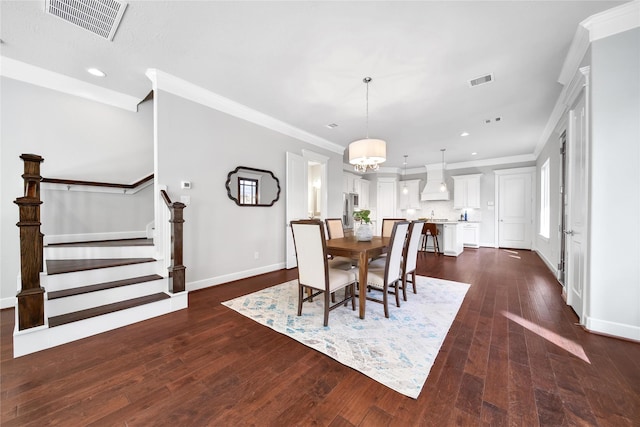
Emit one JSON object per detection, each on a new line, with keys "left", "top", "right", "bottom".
{"left": 342, "top": 193, "right": 358, "bottom": 230}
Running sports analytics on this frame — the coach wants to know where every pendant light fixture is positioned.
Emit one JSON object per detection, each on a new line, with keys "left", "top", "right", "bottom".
{"left": 349, "top": 77, "right": 386, "bottom": 173}
{"left": 402, "top": 155, "right": 409, "bottom": 195}
{"left": 439, "top": 148, "right": 447, "bottom": 192}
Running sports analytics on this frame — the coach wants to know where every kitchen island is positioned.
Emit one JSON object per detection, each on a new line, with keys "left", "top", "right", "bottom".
{"left": 420, "top": 219, "right": 464, "bottom": 256}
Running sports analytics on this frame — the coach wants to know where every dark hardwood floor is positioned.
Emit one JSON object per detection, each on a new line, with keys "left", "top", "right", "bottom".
{"left": 1, "top": 248, "right": 639, "bottom": 426}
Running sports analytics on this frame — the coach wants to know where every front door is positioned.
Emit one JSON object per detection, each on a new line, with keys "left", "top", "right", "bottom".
{"left": 496, "top": 168, "right": 534, "bottom": 250}
{"left": 565, "top": 91, "right": 588, "bottom": 321}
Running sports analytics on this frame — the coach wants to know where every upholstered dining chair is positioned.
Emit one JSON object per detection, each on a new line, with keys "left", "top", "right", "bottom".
{"left": 355, "top": 221, "right": 410, "bottom": 318}
{"left": 401, "top": 220, "right": 426, "bottom": 300}
{"left": 381, "top": 218, "right": 407, "bottom": 237}
{"left": 290, "top": 220, "right": 357, "bottom": 326}
{"left": 324, "top": 218, "right": 354, "bottom": 270}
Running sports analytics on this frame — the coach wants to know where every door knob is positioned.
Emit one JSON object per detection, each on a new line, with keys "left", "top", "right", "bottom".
{"left": 564, "top": 230, "right": 574, "bottom": 236}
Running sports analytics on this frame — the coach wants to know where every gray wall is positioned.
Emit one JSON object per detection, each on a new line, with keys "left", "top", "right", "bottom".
{"left": 0, "top": 77, "right": 153, "bottom": 307}
{"left": 155, "top": 90, "right": 344, "bottom": 288}
{"left": 589, "top": 28, "right": 640, "bottom": 333}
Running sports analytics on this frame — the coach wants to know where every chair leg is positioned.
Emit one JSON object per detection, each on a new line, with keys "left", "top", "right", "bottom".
{"left": 382, "top": 284, "right": 390, "bottom": 318}
{"left": 412, "top": 270, "right": 417, "bottom": 294}
{"left": 394, "top": 280, "right": 401, "bottom": 307}
{"left": 297, "top": 284, "right": 304, "bottom": 316}
{"left": 323, "top": 291, "right": 330, "bottom": 326}
{"left": 434, "top": 235, "right": 440, "bottom": 255}
{"left": 402, "top": 275, "right": 408, "bottom": 301}
{"left": 351, "top": 284, "right": 356, "bottom": 310}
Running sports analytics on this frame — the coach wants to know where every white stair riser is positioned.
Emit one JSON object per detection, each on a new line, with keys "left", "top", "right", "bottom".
{"left": 13, "top": 292, "right": 188, "bottom": 358}
{"left": 46, "top": 279, "right": 166, "bottom": 317}
{"left": 44, "top": 246, "right": 156, "bottom": 260}
{"left": 45, "top": 262, "right": 162, "bottom": 291}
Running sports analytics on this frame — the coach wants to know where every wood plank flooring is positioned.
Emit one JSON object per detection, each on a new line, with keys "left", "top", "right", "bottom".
{"left": 2, "top": 248, "right": 639, "bottom": 426}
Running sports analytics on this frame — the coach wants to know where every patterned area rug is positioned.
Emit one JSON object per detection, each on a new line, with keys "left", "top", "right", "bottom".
{"left": 222, "top": 276, "right": 470, "bottom": 399}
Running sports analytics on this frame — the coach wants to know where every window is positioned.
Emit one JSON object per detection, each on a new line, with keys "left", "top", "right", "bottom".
{"left": 539, "top": 158, "right": 550, "bottom": 238}
{"left": 238, "top": 178, "right": 258, "bottom": 205}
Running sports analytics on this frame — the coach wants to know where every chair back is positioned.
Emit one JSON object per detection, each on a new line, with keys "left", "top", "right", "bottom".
{"left": 384, "top": 221, "right": 410, "bottom": 284}
{"left": 405, "top": 220, "right": 426, "bottom": 273}
{"left": 325, "top": 218, "right": 345, "bottom": 239}
{"left": 382, "top": 218, "right": 406, "bottom": 237}
{"left": 290, "top": 220, "right": 328, "bottom": 291}
{"left": 423, "top": 222, "right": 438, "bottom": 236}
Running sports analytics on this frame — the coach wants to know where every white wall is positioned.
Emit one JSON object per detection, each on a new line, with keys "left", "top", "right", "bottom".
{"left": 588, "top": 28, "right": 640, "bottom": 338}
{"left": 154, "top": 89, "right": 344, "bottom": 290}
{"left": 0, "top": 77, "right": 153, "bottom": 307}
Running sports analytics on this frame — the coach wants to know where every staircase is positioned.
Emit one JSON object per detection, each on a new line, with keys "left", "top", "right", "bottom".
{"left": 13, "top": 154, "right": 188, "bottom": 357}
{"left": 14, "top": 237, "right": 187, "bottom": 357}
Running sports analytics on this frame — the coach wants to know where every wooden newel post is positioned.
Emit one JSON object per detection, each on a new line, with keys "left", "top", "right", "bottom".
{"left": 168, "top": 201, "right": 186, "bottom": 293}
{"left": 14, "top": 154, "right": 45, "bottom": 330}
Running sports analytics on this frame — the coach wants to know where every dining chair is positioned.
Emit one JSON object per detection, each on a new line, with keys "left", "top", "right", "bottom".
{"left": 401, "top": 220, "right": 426, "bottom": 300}
{"left": 421, "top": 222, "right": 440, "bottom": 255}
{"left": 324, "top": 218, "right": 354, "bottom": 270}
{"left": 290, "top": 220, "right": 357, "bottom": 326}
{"left": 381, "top": 218, "right": 407, "bottom": 237}
{"left": 355, "top": 220, "right": 410, "bottom": 318}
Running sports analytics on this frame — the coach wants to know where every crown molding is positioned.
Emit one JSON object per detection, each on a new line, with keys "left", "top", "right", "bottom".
{"left": 582, "top": 0, "right": 640, "bottom": 42}
{"left": 0, "top": 57, "right": 140, "bottom": 112}
{"left": 145, "top": 68, "right": 344, "bottom": 155}
{"left": 446, "top": 154, "right": 536, "bottom": 170}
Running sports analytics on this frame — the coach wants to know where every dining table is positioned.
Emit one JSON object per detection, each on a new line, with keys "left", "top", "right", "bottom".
{"left": 325, "top": 235, "right": 390, "bottom": 319}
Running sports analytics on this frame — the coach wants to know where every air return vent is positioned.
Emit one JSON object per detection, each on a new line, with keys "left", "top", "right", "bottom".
{"left": 45, "top": 0, "right": 128, "bottom": 41}
{"left": 468, "top": 73, "right": 494, "bottom": 87}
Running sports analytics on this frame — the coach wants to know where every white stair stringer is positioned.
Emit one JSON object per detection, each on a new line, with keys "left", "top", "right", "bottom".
{"left": 13, "top": 291, "right": 188, "bottom": 357}
{"left": 45, "top": 261, "right": 160, "bottom": 292}
{"left": 46, "top": 277, "right": 166, "bottom": 317}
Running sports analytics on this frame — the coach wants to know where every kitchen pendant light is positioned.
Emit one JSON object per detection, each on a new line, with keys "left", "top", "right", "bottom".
{"left": 402, "top": 155, "right": 409, "bottom": 195}
{"left": 439, "top": 148, "right": 447, "bottom": 192}
{"left": 349, "top": 77, "right": 386, "bottom": 173}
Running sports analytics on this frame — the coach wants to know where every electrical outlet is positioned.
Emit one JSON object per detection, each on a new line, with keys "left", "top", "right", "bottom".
{"left": 254, "top": 251, "right": 259, "bottom": 260}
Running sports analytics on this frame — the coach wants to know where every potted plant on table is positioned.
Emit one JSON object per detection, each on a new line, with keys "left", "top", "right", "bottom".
{"left": 353, "top": 209, "right": 373, "bottom": 241}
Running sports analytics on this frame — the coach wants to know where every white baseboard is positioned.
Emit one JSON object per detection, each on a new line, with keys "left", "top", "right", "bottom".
{"left": 187, "top": 262, "right": 287, "bottom": 292}
{"left": 585, "top": 316, "right": 640, "bottom": 342}
{"left": 44, "top": 231, "right": 147, "bottom": 245}
{"left": 535, "top": 249, "right": 558, "bottom": 277}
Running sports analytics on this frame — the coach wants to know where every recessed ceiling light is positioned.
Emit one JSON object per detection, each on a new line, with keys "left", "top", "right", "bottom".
{"left": 325, "top": 123, "right": 338, "bottom": 129}
{"left": 460, "top": 132, "right": 469, "bottom": 137}
{"left": 87, "top": 68, "right": 106, "bottom": 77}
{"left": 471, "top": 152, "right": 478, "bottom": 156}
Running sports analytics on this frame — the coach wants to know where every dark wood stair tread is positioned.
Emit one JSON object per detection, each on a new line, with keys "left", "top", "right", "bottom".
{"left": 46, "top": 238, "right": 153, "bottom": 247}
{"left": 47, "top": 258, "right": 156, "bottom": 275}
{"left": 48, "top": 274, "right": 164, "bottom": 300}
{"left": 48, "top": 293, "right": 170, "bottom": 327}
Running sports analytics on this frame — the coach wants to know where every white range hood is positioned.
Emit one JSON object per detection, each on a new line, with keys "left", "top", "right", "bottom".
{"left": 421, "top": 163, "right": 450, "bottom": 201}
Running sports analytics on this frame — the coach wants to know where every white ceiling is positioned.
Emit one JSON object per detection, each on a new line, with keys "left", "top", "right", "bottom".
{"left": 0, "top": 1, "right": 625, "bottom": 169}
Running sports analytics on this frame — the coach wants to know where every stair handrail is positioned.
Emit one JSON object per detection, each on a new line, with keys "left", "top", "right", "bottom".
{"left": 160, "top": 190, "right": 186, "bottom": 293}
{"left": 14, "top": 154, "right": 45, "bottom": 330}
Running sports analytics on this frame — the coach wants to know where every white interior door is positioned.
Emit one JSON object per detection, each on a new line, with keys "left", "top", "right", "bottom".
{"left": 496, "top": 169, "right": 533, "bottom": 249}
{"left": 566, "top": 91, "right": 587, "bottom": 320}
{"left": 286, "top": 152, "right": 307, "bottom": 269}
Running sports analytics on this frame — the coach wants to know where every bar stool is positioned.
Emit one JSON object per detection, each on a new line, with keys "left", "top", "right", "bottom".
{"left": 421, "top": 223, "right": 440, "bottom": 255}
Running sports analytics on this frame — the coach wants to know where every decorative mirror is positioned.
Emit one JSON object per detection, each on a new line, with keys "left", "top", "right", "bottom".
{"left": 225, "top": 166, "right": 281, "bottom": 207}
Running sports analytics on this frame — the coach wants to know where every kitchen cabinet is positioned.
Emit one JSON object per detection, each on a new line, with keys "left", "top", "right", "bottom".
{"left": 399, "top": 179, "right": 421, "bottom": 210}
{"left": 443, "top": 222, "right": 464, "bottom": 256}
{"left": 343, "top": 172, "right": 358, "bottom": 194}
{"left": 358, "top": 179, "right": 370, "bottom": 209}
{"left": 453, "top": 174, "right": 482, "bottom": 209}
{"left": 462, "top": 222, "right": 480, "bottom": 248}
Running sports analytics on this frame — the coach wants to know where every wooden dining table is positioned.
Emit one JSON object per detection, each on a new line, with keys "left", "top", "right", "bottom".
{"left": 325, "top": 235, "right": 390, "bottom": 319}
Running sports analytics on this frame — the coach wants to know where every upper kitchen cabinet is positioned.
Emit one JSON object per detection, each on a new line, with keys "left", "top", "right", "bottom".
{"left": 358, "top": 179, "right": 370, "bottom": 209}
{"left": 453, "top": 174, "right": 482, "bottom": 209}
{"left": 343, "top": 172, "right": 358, "bottom": 194}
{"left": 399, "top": 179, "right": 421, "bottom": 210}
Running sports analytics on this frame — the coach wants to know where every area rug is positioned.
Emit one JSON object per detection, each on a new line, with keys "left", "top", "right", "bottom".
{"left": 221, "top": 276, "right": 470, "bottom": 399}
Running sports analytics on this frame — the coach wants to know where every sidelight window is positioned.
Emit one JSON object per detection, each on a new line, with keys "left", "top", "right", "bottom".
{"left": 539, "top": 158, "right": 550, "bottom": 239}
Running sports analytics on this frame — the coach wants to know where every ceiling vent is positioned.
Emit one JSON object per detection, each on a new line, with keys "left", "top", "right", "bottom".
{"left": 45, "top": 0, "right": 128, "bottom": 41}
{"left": 468, "top": 73, "right": 494, "bottom": 88}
